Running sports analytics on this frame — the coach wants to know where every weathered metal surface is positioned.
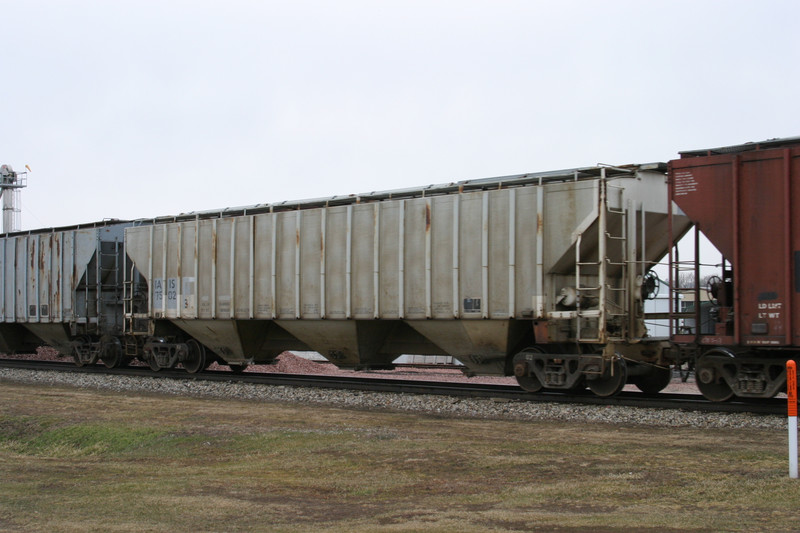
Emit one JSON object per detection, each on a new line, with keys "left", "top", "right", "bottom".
{"left": 0, "top": 222, "right": 129, "bottom": 353}
{"left": 126, "top": 165, "right": 679, "bottom": 371}
{"left": 670, "top": 139, "right": 800, "bottom": 348}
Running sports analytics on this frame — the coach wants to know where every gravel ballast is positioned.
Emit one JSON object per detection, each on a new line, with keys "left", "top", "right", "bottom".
{"left": 0, "top": 367, "right": 785, "bottom": 431}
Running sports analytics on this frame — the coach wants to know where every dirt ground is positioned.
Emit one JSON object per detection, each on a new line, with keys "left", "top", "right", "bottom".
{"left": 1, "top": 380, "right": 798, "bottom": 532}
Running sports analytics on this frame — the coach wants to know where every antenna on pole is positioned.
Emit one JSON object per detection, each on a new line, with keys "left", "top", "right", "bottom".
{"left": 0, "top": 164, "right": 28, "bottom": 233}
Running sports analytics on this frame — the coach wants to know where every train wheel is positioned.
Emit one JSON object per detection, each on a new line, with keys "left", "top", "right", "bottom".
{"left": 632, "top": 365, "right": 672, "bottom": 394}
{"left": 512, "top": 348, "right": 544, "bottom": 392}
{"left": 101, "top": 350, "right": 121, "bottom": 369}
{"left": 229, "top": 363, "right": 248, "bottom": 374}
{"left": 695, "top": 353, "right": 734, "bottom": 402}
{"left": 183, "top": 339, "right": 206, "bottom": 374}
{"left": 148, "top": 356, "right": 161, "bottom": 372}
{"left": 515, "top": 374, "right": 543, "bottom": 393}
{"left": 588, "top": 356, "right": 627, "bottom": 398}
{"left": 101, "top": 337, "right": 124, "bottom": 369}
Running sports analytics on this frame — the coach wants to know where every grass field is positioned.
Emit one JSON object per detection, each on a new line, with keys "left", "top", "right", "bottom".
{"left": 0, "top": 381, "right": 798, "bottom": 532}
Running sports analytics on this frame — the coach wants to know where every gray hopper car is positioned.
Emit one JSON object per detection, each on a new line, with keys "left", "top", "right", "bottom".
{"left": 0, "top": 163, "right": 690, "bottom": 397}
{"left": 0, "top": 221, "right": 130, "bottom": 366}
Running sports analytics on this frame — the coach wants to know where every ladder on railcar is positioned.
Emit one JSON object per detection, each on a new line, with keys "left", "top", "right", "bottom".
{"left": 574, "top": 174, "right": 631, "bottom": 345}
{"left": 667, "top": 225, "right": 712, "bottom": 339}
{"left": 122, "top": 262, "right": 150, "bottom": 342}
{"left": 95, "top": 237, "right": 123, "bottom": 334}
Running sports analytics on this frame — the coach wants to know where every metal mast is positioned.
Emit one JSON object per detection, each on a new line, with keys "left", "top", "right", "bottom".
{"left": 0, "top": 164, "right": 28, "bottom": 233}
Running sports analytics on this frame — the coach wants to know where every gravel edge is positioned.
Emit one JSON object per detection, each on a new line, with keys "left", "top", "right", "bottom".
{"left": 0, "top": 368, "right": 786, "bottom": 431}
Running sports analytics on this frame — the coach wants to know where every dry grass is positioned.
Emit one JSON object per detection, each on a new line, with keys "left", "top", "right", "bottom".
{"left": 0, "top": 381, "right": 797, "bottom": 532}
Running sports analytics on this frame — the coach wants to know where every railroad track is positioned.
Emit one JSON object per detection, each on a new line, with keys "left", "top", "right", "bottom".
{"left": 0, "top": 358, "right": 786, "bottom": 416}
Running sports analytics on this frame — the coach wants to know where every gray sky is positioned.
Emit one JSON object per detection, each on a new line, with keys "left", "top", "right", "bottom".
{"left": 3, "top": 0, "right": 798, "bottom": 230}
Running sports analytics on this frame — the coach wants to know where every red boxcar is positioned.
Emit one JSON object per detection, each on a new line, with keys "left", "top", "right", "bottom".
{"left": 668, "top": 136, "right": 800, "bottom": 400}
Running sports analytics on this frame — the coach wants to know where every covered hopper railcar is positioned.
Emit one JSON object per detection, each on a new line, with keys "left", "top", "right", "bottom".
{"left": 667, "top": 137, "right": 800, "bottom": 401}
{"left": 0, "top": 221, "right": 132, "bottom": 368}
{"left": 122, "top": 163, "right": 687, "bottom": 396}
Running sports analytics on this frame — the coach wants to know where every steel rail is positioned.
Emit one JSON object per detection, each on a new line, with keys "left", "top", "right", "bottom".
{"left": 0, "top": 358, "right": 784, "bottom": 416}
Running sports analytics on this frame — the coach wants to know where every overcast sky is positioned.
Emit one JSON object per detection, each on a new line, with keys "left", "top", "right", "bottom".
{"left": 2, "top": 0, "right": 798, "bottom": 230}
